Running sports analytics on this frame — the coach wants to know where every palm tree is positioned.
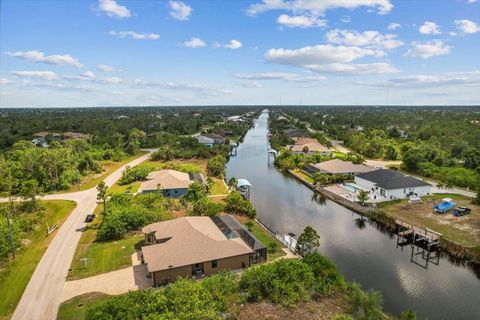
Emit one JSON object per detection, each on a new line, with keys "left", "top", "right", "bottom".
{"left": 227, "top": 177, "right": 238, "bottom": 191}
{"left": 357, "top": 190, "right": 370, "bottom": 206}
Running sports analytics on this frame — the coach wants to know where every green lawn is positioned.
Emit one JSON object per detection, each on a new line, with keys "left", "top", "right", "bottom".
{"left": 209, "top": 177, "right": 228, "bottom": 195}
{"left": 249, "top": 222, "right": 286, "bottom": 261}
{"left": 108, "top": 181, "right": 141, "bottom": 195}
{"left": 291, "top": 169, "right": 315, "bottom": 184}
{"left": 65, "top": 152, "right": 148, "bottom": 192}
{"left": 0, "top": 200, "right": 76, "bottom": 319}
{"left": 68, "top": 205, "right": 144, "bottom": 280}
{"left": 57, "top": 292, "right": 110, "bottom": 320}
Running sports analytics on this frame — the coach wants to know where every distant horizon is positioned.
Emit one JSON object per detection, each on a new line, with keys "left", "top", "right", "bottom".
{"left": 1, "top": 104, "right": 480, "bottom": 109}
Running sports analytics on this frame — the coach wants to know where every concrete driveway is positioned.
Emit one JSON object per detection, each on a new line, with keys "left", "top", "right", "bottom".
{"left": 9, "top": 150, "right": 155, "bottom": 320}
{"left": 62, "top": 253, "right": 152, "bottom": 302}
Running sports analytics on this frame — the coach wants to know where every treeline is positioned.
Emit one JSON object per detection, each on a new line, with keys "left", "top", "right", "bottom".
{"left": 0, "top": 128, "right": 146, "bottom": 195}
{"left": 271, "top": 107, "right": 480, "bottom": 190}
{"left": 0, "top": 106, "right": 260, "bottom": 151}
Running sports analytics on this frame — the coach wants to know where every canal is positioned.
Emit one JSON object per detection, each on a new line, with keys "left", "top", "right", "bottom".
{"left": 226, "top": 111, "right": 480, "bottom": 320}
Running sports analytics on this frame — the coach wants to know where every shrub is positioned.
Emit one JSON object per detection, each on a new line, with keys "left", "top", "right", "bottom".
{"left": 303, "top": 252, "right": 346, "bottom": 295}
{"left": 96, "top": 193, "right": 172, "bottom": 241}
{"left": 225, "top": 191, "right": 256, "bottom": 218}
{"left": 401, "top": 308, "right": 417, "bottom": 320}
{"left": 239, "top": 259, "right": 315, "bottom": 307}
{"left": 207, "top": 155, "right": 227, "bottom": 177}
{"left": 345, "top": 282, "right": 384, "bottom": 320}
{"left": 190, "top": 198, "right": 224, "bottom": 217}
{"left": 86, "top": 273, "right": 241, "bottom": 320}
{"left": 97, "top": 214, "right": 126, "bottom": 241}
{"left": 118, "top": 164, "right": 153, "bottom": 185}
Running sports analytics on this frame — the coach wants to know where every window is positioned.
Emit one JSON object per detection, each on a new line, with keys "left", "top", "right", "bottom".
{"left": 211, "top": 260, "right": 217, "bottom": 268}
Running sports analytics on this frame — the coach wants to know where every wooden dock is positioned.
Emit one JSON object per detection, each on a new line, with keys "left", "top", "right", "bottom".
{"left": 395, "top": 218, "right": 442, "bottom": 246}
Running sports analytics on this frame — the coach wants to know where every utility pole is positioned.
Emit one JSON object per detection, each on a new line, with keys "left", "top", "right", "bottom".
{"left": 6, "top": 197, "right": 16, "bottom": 259}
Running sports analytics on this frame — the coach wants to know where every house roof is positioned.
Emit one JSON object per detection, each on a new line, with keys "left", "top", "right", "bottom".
{"left": 63, "top": 132, "right": 90, "bottom": 139}
{"left": 307, "top": 159, "right": 376, "bottom": 174}
{"left": 203, "top": 133, "right": 226, "bottom": 143}
{"left": 141, "top": 217, "right": 253, "bottom": 273}
{"left": 356, "top": 169, "right": 431, "bottom": 190}
{"left": 196, "top": 135, "right": 215, "bottom": 144}
{"left": 140, "top": 169, "right": 196, "bottom": 191}
{"left": 291, "top": 137, "right": 330, "bottom": 153}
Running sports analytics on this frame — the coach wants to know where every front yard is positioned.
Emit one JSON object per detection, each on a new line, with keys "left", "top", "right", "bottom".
{"left": 0, "top": 200, "right": 76, "bottom": 319}
{"left": 67, "top": 205, "right": 145, "bottom": 280}
{"left": 380, "top": 193, "right": 480, "bottom": 247}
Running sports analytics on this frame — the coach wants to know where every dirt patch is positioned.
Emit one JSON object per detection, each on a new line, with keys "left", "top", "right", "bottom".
{"left": 381, "top": 194, "right": 480, "bottom": 247}
{"left": 233, "top": 297, "right": 347, "bottom": 320}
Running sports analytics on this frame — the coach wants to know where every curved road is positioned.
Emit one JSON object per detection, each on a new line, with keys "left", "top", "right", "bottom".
{"left": 7, "top": 149, "right": 156, "bottom": 320}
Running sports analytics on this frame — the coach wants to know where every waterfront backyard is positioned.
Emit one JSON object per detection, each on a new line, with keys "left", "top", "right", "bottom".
{"left": 379, "top": 194, "right": 480, "bottom": 248}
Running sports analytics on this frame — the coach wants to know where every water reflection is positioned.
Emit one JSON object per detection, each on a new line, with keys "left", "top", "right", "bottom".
{"left": 311, "top": 192, "right": 326, "bottom": 206}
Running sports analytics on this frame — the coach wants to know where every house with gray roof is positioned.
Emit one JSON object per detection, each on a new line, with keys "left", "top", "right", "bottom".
{"left": 355, "top": 169, "right": 431, "bottom": 201}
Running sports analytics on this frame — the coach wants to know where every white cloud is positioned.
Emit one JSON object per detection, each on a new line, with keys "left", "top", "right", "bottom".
{"left": 247, "top": 0, "right": 393, "bottom": 16}
{"left": 467, "top": 0, "right": 478, "bottom": 3}
{"left": 326, "top": 29, "right": 403, "bottom": 50}
{"left": 234, "top": 72, "right": 326, "bottom": 82}
{"left": 101, "top": 77, "right": 122, "bottom": 84}
{"left": 404, "top": 40, "right": 452, "bottom": 59}
{"left": 276, "top": 14, "right": 326, "bottom": 28}
{"left": 362, "top": 71, "right": 480, "bottom": 88}
{"left": 169, "top": 1, "right": 193, "bottom": 21}
{"left": 265, "top": 44, "right": 398, "bottom": 74}
{"left": 96, "top": 64, "right": 116, "bottom": 72}
{"left": 184, "top": 37, "right": 206, "bottom": 48}
{"left": 131, "top": 79, "right": 231, "bottom": 96}
{"left": 6, "top": 50, "right": 83, "bottom": 67}
{"left": 216, "top": 39, "right": 243, "bottom": 49}
{"left": 1, "top": 78, "right": 11, "bottom": 85}
{"left": 97, "top": 0, "right": 131, "bottom": 18}
{"left": 241, "top": 82, "right": 263, "bottom": 88}
{"left": 419, "top": 21, "right": 441, "bottom": 34}
{"left": 388, "top": 22, "right": 401, "bottom": 30}
{"left": 109, "top": 31, "right": 160, "bottom": 40}
{"left": 455, "top": 19, "right": 480, "bottom": 34}
{"left": 10, "top": 71, "right": 58, "bottom": 80}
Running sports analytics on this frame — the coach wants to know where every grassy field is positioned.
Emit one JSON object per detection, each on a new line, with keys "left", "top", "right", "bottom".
{"left": 108, "top": 181, "right": 141, "bottom": 194}
{"left": 57, "top": 292, "right": 110, "bottom": 320}
{"left": 67, "top": 205, "right": 144, "bottom": 280}
{"left": 291, "top": 169, "right": 315, "bottom": 184}
{"left": 65, "top": 152, "right": 148, "bottom": 192}
{"left": 380, "top": 193, "right": 480, "bottom": 247}
{"left": 0, "top": 200, "right": 76, "bottom": 319}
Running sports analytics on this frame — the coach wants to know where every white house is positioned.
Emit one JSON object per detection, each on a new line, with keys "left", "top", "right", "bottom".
{"left": 355, "top": 169, "right": 431, "bottom": 202}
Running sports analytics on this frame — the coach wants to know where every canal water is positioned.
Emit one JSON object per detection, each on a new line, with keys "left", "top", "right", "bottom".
{"left": 226, "top": 111, "right": 480, "bottom": 320}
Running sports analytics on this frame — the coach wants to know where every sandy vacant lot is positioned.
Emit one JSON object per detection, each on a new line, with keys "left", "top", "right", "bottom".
{"left": 381, "top": 194, "right": 480, "bottom": 247}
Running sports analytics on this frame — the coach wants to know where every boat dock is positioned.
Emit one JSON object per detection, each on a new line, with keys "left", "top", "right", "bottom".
{"left": 396, "top": 218, "right": 442, "bottom": 248}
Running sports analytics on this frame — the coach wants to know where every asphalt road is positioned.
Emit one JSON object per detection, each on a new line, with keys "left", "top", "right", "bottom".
{"left": 9, "top": 150, "right": 155, "bottom": 320}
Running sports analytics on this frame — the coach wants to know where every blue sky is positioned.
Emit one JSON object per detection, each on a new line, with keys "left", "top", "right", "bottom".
{"left": 1, "top": 0, "right": 479, "bottom": 107}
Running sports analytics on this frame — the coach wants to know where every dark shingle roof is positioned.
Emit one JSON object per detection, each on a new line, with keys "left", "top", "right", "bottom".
{"left": 356, "top": 169, "right": 431, "bottom": 189}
